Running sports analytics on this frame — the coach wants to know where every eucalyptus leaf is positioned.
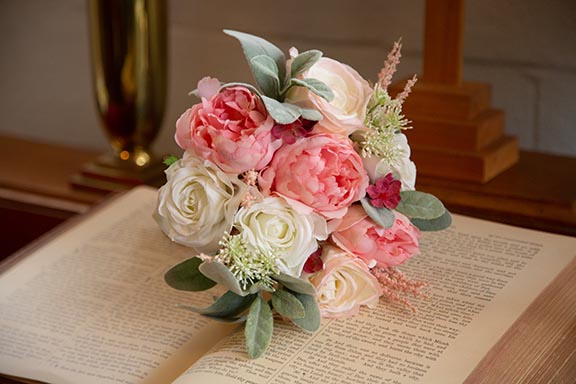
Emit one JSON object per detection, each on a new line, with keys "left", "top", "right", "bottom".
{"left": 290, "top": 49, "right": 322, "bottom": 78}
{"left": 271, "top": 289, "right": 305, "bottom": 319}
{"left": 300, "top": 108, "right": 323, "bottom": 121}
{"left": 261, "top": 96, "right": 302, "bottom": 124}
{"left": 176, "top": 290, "right": 257, "bottom": 319}
{"left": 360, "top": 198, "right": 395, "bottom": 229}
{"left": 245, "top": 296, "right": 274, "bottom": 359}
{"left": 274, "top": 273, "right": 316, "bottom": 296}
{"left": 290, "top": 291, "right": 321, "bottom": 332}
{"left": 250, "top": 55, "right": 280, "bottom": 98}
{"left": 411, "top": 210, "right": 452, "bottom": 231}
{"left": 164, "top": 257, "right": 216, "bottom": 292}
{"left": 396, "top": 191, "right": 446, "bottom": 220}
{"left": 219, "top": 82, "right": 261, "bottom": 96}
{"left": 223, "top": 29, "right": 286, "bottom": 90}
{"left": 290, "top": 78, "right": 334, "bottom": 102}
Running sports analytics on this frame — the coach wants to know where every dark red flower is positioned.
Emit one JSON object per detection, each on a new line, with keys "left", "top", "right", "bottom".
{"left": 366, "top": 173, "right": 402, "bottom": 209}
{"left": 271, "top": 118, "right": 316, "bottom": 144}
{"left": 303, "top": 246, "right": 324, "bottom": 274}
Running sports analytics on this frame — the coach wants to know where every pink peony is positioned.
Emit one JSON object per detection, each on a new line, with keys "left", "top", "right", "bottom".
{"left": 175, "top": 85, "right": 281, "bottom": 174}
{"left": 309, "top": 244, "right": 381, "bottom": 318}
{"left": 259, "top": 134, "right": 369, "bottom": 219}
{"left": 331, "top": 205, "right": 420, "bottom": 268}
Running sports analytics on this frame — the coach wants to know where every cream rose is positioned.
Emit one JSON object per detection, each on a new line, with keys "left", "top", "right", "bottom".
{"left": 309, "top": 245, "right": 382, "bottom": 318}
{"left": 153, "top": 151, "right": 246, "bottom": 254}
{"left": 362, "top": 133, "right": 416, "bottom": 191}
{"left": 285, "top": 57, "right": 373, "bottom": 137}
{"left": 234, "top": 196, "right": 328, "bottom": 277}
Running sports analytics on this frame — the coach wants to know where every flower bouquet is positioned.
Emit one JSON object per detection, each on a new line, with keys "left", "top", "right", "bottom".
{"left": 154, "top": 30, "right": 451, "bottom": 358}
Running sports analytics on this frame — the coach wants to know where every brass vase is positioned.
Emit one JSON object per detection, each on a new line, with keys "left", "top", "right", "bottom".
{"left": 73, "top": 0, "right": 167, "bottom": 192}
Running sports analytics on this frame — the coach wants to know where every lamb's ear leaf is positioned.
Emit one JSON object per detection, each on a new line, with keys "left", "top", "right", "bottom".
{"left": 199, "top": 260, "right": 246, "bottom": 296}
{"left": 290, "top": 291, "right": 321, "bottom": 332}
{"left": 176, "top": 290, "right": 257, "bottom": 319}
{"left": 261, "top": 96, "right": 302, "bottom": 124}
{"left": 396, "top": 191, "right": 446, "bottom": 220}
{"left": 245, "top": 296, "right": 274, "bottom": 359}
{"left": 224, "top": 29, "right": 286, "bottom": 89}
{"left": 274, "top": 273, "right": 317, "bottom": 296}
{"left": 290, "top": 78, "right": 334, "bottom": 102}
{"left": 290, "top": 49, "right": 322, "bottom": 78}
{"left": 271, "top": 289, "right": 305, "bottom": 320}
{"left": 360, "top": 198, "right": 395, "bottom": 229}
{"left": 250, "top": 55, "right": 280, "bottom": 98}
{"left": 164, "top": 257, "right": 216, "bottom": 292}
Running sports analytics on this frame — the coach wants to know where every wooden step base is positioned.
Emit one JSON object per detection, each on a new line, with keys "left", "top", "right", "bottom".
{"left": 390, "top": 80, "right": 491, "bottom": 120}
{"left": 411, "top": 136, "right": 519, "bottom": 183}
{"left": 405, "top": 108, "right": 505, "bottom": 151}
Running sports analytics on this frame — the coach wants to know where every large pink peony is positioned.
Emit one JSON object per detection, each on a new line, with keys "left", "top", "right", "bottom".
{"left": 331, "top": 205, "right": 420, "bottom": 267}
{"left": 259, "top": 134, "right": 369, "bottom": 219}
{"left": 175, "top": 84, "right": 281, "bottom": 174}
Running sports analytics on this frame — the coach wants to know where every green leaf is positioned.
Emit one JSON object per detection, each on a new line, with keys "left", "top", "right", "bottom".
{"left": 290, "top": 78, "right": 334, "bottom": 102}
{"left": 361, "top": 198, "right": 395, "bottom": 228}
{"left": 176, "top": 290, "right": 257, "bottom": 319}
{"left": 274, "top": 273, "right": 316, "bottom": 296}
{"left": 411, "top": 210, "right": 452, "bottom": 231}
{"left": 271, "top": 289, "right": 305, "bottom": 319}
{"left": 290, "top": 50, "right": 322, "bottom": 78}
{"left": 300, "top": 108, "right": 323, "bottom": 121}
{"left": 224, "top": 29, "right": 286, "bottom": 91}
{"left": 261, "top": 96, "right": 302, "bottom": 124}
{"left": 163, "top": 155, "right": 179, "bottom": 167}
{"left": 205, "top": 315, "right": 247, "bottom": 324}
{"left": 290, "top": 291, "right": 321, "bottom": 332}
{"left": 219, "top": 82, "right": 262, "bottom": 96}
{"left": 165, "top": 257, "right": 216, "bottom": 292}
{"left": 245, "top": 296, "right": 274, "bottom": 359}
{"left": 396, "top": 191, "right": 446, "bottom": 220}
{"left": 198, "top": 260, "right": 246, "bottom": 296}
{"left": 250, "top": 55, "right": 280, "bottom": 98}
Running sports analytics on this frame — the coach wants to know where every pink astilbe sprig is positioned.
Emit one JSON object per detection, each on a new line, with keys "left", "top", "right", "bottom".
{"left": 377, "top": 39, "right": 403, "bottom": 90}
{"left": 396, "top": 74, "right": 418, "bottom": 104}
{"left": 371, "top": 266, "right": 427, "bottom": 312}
{"left": 241, "top": 170, "right": 259, "bottom": 208}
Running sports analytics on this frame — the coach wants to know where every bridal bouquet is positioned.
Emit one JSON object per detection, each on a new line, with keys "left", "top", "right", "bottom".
{"left": 154, "top": 30, "right": 451, "bottom": 358}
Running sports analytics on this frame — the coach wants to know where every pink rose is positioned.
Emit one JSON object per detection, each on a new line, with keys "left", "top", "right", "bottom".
{"left": 285, "top": 57, "right": 373, "bottom": 137}
{"left": 309, "top": 245, "right": 381, "bottom": 318}
{"left": 259, "top": 134, "right": 369, "bottom": 219}
{"left": 331, "top": 205, "right": 420, "bottom": 268}
{"left": 175, "top": 85, "right": 281, "bottom": 174}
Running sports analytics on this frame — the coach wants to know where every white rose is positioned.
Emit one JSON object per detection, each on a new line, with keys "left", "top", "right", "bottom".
{"left": 362, "top": 133, "right": 416, "bottom": 191}
{"left": 285, "top": 57, "right": 373, "bottom": 136}
{"left": 310, "top": 245, "right": 381, "bottom": 318}
{"left": 234, "top": 196, "right": 328, "bottom": 277}
{"left": 153, "top": 151, "right": 246, "bottom": 254}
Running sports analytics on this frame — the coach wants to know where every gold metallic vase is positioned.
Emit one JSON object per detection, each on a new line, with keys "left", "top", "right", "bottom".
{"left": 73, "top": 0, "right": 167, "bottom": 192}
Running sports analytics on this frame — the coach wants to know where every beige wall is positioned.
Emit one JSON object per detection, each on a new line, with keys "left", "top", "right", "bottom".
{"left": 1, "top": 0, "right": 575, "bottom": 157}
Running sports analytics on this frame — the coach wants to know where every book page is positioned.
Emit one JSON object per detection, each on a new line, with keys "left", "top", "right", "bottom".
{"left": 172, "top": 215, "right": 576, "bottom": 384}
{"left": 0, "top": 186, "right": 237, "bottom": 384}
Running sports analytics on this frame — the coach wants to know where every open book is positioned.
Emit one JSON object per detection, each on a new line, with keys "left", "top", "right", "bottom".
{"left": 1, "top": 186, "right": 574, "bottom": 384}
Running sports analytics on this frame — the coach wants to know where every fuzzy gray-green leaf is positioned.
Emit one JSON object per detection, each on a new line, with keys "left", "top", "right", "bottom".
{"left": 290, "top": 78, "right": 334, "bottom": 102}
{"left": 164, "top": 257, "right": 216, "bottom": 292}
{"left": 274, "top": 273, "right": 316, "bottom": 296}
{"left": 300, "top": 108, "right": 323, "bottom": 121}
{"left": 290, "top": 50, "right": 322, "bottom": 78}
{"left": 250, "top": 55, "right": 280, "bottom": 98}
{"left": 245, "top": 296, "right": 274, "bottom": 359}
{"left": 396, "top": 191, "right": 446, "bottom": 220}
{"left": 411, "top": 210, "right": 452, "bottom": 231}
{"left": 291, "top": 291, "right": 321, "bottom": 332}
{"left": 271, "top": 289, "right": 305, "bottom": 319}
{"left": 360, "top": 198, "right": 395, "bottom": 228}
{"left": 198, "top": 260, "right": 246, "bottom": 296}
{"left": 261, "top": 96, "right": 302, "bottom": 124}
{"left": 176, "top": 290, "right": 256, "bottom": 318}
{"left": 223, "top": 29, "right": 286, "bottom": 89}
